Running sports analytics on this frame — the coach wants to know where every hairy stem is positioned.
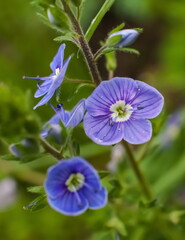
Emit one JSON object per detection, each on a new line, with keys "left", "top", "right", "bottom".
{"left": 61, "top": 0, "right": 102, "bottom": 85}
{"left": 40, "top": 138, "right": 63, "bottom": 160}
{"left": 122, "top": 141, "right": 152, "bottom": 200}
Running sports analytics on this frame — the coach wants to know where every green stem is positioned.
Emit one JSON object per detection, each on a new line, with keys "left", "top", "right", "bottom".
{"left": 122, "top": 141, "right": 152, "bottom": 200}
{"left": 61, "top": 0, "right": 102, "bottom": 85}
{"left": 40, "top": 138, "right": 63, "bottom": 160}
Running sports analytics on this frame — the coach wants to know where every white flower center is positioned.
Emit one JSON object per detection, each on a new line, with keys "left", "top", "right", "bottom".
{"left": 55, "top": 67, "right": 60, "bottom": 76}
{"left": 110, "top": 100, "right": 133, "bottom": 122}
{"left": 65, "top": 173, "right": 85, "bottom": 192}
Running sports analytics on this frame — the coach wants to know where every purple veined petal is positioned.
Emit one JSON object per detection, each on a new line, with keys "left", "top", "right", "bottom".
{"left": 34, "top": 81, "right": 52, "bottom": 98}
{"left": 123, "top": 118, "right": 152, "bottom": 144}
{"left": 48, "top": 113, "right": 61, "bottom": 125}
{"left": 86, "top": 77, "right": 138, "bottom": 117}
{"left": 65, "top": 99, "right": 86, "bottom": 128}
{"left": 79, "top": 186, "right": 107, "bottom": 209}
{"left": 23, "top": 76, "right": 52, "bottom": 81}
{"left": 47, "top": 190, "right": 88, "bottom": 216}
{"left": 50, "top": 44, "right": 66, "bottom": 72}
{"left": 55, "top": 104, "right": 70, "bottom": 126}
{"left": 33, "top": 89, "right": 56, "bottom": 109}
{"left": 129, "top": 80, "right": 164, "bottom": 119}
{"left": 84, "top": 112, "right": 124, "bottom": 145}
{"left": 48, "top": 56, "right": 71, "bottom": 93}
{"left": 69, "top": 157, "right": 102, "bottom": 191}
{"left": 45, "top": 161, "right": 72, "bottom": 198}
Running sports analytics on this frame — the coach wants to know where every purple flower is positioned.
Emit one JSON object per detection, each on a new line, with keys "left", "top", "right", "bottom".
{"left": 84, "top": 77, "right": 164, "bottom": 145}
{"left": 23, "top": 44, "right": 71, "bottom": 109}
{"left": 44, "top": 157, "right": 107, "bottom": 216}
{"left": 41, "top": 99, "right": 86, "bottom": 139}
{"left": 108, "top": 29, "right": 139, "bottom": 48}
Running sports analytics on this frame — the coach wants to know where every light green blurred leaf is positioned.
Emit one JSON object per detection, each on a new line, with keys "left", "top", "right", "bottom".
{"left": 85, "top": 0, "right": 115, "bottom": 41}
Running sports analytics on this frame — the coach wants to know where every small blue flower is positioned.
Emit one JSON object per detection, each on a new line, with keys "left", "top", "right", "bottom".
{"left": 45, "top": 157, "right": 107, "bottom": 216}
{"left": 108, "top": 29, "right": 139, "bottom": 48}
{"left": 84, "top": 77, "right": 164, "bottom": 145}
{"left": 23, "top": 44, "right": 71, "bottom": 109}
{"left": 41, "top": 99, "right": 86, "bottom": 139}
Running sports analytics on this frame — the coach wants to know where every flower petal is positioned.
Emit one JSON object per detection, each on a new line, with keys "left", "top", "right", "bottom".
{"left": 47, "top": 191, "right": 88, "bottom": 216}
{"left": 45, "top": 161, "right": 71, "bottom": 198}
{"left": 33, "top": 89, "right": 55, "bottom": 109}
{"left": 50, "top": 44, "right": 65, "bottom": 72}
{"left": 130, "top": 80, "right": 164, "bottom": 119}
{"left": 34, "top": 81, "right": 52, "bottom": 98}
{"left": 86, "top": 77, "right": 138, "bottom": 117}
{"left": 48, "top": 56, "right": 71, "bottom": 93}
{"left": 84, "top": 112, "right": 124, "bottom": 145}
{"left": 123, "top": 118, "right": 152, "bottom": 144}
{"left": 65, "top": 99, "right": 86, "bottom": 128}
{"left": 80, "top": 186, "right": 107, "bottom": 209}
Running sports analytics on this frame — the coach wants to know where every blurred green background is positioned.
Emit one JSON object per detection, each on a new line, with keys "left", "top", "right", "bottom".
{"left": 1, "top": 0, "right": 185, "bottom": 239}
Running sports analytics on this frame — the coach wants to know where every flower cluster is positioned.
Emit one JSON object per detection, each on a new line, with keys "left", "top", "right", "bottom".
{"left": 23, "top": 24, "right": 164, "bottom": 217}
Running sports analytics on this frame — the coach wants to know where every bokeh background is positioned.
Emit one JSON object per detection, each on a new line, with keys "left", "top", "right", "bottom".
{"left": 1, "top": 0, "right": 185, "bottom": 239}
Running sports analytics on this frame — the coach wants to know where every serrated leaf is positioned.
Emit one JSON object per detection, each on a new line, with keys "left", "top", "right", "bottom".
{"left": 27, "top": 186, "right": 45, "bottom": 194}
{"left": 109, "top": 23, "right": 125, "bottom": 35}
{"left": 23, "top": 194, "right": 47, "bottom": 212}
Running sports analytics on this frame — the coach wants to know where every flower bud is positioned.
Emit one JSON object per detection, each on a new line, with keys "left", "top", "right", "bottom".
{"left": 108, "top": 29, "right": 139, "bottom": 48}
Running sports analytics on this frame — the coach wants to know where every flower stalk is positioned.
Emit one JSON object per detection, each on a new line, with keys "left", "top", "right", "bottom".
{"left": 61, "top": 0, "right": 102, "bottom": 85}
{"left": 40, "top": 137, "right": 63, "bottom": 160}
{"left": 122, "top": 141, "right": 152, "bottom": 200}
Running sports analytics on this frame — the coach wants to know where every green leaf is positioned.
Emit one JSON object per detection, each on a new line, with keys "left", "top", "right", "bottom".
{"left": 27, "top": 186, "right": 45, "bottom": 194}
{"left": 23, "top": 194, "right": 47, "bottom": 212}
{"left": 105, "top": 35, "right": 122, "bottom": 47}
{"left": 109, "top": 23, "right": 125, "bottom": 35}
{"left": 106, "top": 217, "right": 127, "bottom": 236}
{"left": 85, "top": 0, "right": 115, "bottom": 42}
{"left": 90, "top": 230, "right": 117, "bottom": 240}
{"left": 70, "top": 0, "right": 82, "bottom": 7}
{"left": 105, "top": 52, "right": 117, "bottom": 71}
{"left": 67, "top": 83, "right": 95, "bottom": 102}
{"left": 102, "top": 47, "right": 140, "bottom": 56}
{"left": 54, "top": 33, "right": 79, "bottom": 45}
{"left": 98, "top": 170, "right": 110, "bottom": 179}
{"left": 169, "top": 210, "right": 185, "bottom": 224}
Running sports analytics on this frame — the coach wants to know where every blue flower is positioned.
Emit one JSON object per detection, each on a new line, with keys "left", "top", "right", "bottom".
{"left": 84, "top": 77, "right": 164, "bottom": 145}
{"left": 44, "top": 157, "right": 107, "bottom": 216}
{"left": 41, "top": 99, "right": 86, "bottom": 139}
{"left": 23, "top": 44, "right": 71, "bottom": 109}
{"left": 108, "top": 29, "right": 139, "bottom": 48}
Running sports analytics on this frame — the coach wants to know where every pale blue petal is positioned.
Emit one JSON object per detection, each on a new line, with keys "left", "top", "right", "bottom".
{"left": 129, "top": 80, "right": 164, "bottom": 119}
{"left": 50, "top": 44, "right": 65, "bottom": 72}
{"left": 65, "top": 99, "right": 86, "bottom": 128}
{"left": 47, "top": 190, "right": 88, "bottom": 216}
{"left": 86, "top": 77, "right": 138, "bottom": 117}
{"left": 33, "top": 89, "right": 55, "bottom": 109}
{"left": 84, "top": 113, "right": 124, "bottom": 145}
{"left": 48, "top": 56, "right": 71, "bottom": 92}
{"left": 80, "top": 186, "right": 107, "bottom": 209}
{"left": 123, "top": 118, "right": 152, "bottom": 144}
